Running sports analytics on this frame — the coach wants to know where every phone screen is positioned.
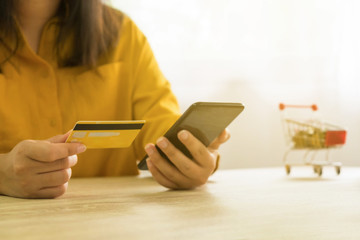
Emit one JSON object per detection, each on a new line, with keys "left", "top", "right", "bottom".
{"left": 138, "top": 102, "right": 244, "bottom": 170}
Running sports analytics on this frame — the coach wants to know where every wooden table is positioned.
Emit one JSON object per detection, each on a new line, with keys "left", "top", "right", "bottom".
{"left": 1, "top": 167, "right": 360, "bottom": 240}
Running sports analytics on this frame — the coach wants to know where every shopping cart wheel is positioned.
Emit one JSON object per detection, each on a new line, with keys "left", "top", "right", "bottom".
{"left": 335, "top": 166, "right": 341, "bottom": 175}
{"left": 318, "top": 166, "right": 322, "bottom": 177}
{"left": 285, "top": 165, "right": 291, "bottom": 175}
{"left": 314, "top": 165, "right": 322, "bottom": 177}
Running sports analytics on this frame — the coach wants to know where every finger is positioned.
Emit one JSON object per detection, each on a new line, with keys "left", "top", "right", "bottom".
{"left": 37, "top": 155, "right": 78, "bottom": 174}
{"left": 208, "top": 128, "right": 231, "bottom": 151}
{"left": 152, "top": 137, "right": 203, "bottom": 179}
{"left": 34, "top": 183, "right": 68, "bottom": 199}
{"left": 20, "top": 140, "right": 86, "bottom": 162}
{"left": 47, "top": 131, "right": 72, "bottom": 143}
{"left": 36, "top": 168, "right": 72, "bottom": 189}
{"left": 145, "top": 143, "right": 195, "bottom": 187}
{"left": 23, "top": 155, "right": 78, "bottom": 174}
{"left": 146, "top": 158, "right": 179, "bottom": 189}
{"left": 177, "top": 130, "right": 215, "bottom": 169}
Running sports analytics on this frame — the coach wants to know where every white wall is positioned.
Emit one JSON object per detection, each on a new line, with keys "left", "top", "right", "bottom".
{"left": 109, "top": 0, "right": 360, "bottom": 169}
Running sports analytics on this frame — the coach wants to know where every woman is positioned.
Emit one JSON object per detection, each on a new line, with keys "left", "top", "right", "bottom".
{"left": 0, "top": 0, "right": 229, "bottom": 199}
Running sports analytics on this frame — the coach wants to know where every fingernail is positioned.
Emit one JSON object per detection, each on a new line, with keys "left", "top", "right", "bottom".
{"left": 179, "top": 130, "right": 188, "bottom": 140}
{"left": 69, "top": 155, "right": 78, "bottom": 165}
{"left": 77, "top": 144, "right": 86, "bottom": 153}
{"left": 145, "top": 144, "right": 154, "bottom": 155}
{"left": 157, "top": 137, "right": 168, "bottom": 149}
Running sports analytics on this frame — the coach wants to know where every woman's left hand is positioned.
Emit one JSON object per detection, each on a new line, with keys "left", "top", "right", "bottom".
{"left": 144, "top": 129, "right": 230, "bottom": 189}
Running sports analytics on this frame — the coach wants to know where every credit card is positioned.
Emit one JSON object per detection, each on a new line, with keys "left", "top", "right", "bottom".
{"left": 66, "top": 120, "right": 145, "bottom": 148}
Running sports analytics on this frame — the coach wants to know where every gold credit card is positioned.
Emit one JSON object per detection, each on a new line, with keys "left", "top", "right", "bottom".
{"left": 66, "top": 120, "right": 145, "bottom": 148}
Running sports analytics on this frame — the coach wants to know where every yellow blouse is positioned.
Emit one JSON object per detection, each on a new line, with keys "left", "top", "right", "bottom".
{"left": 0, "top": 12, "right": 180, "bottom": 177}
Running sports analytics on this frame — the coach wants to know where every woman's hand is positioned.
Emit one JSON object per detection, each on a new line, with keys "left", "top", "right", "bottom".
{"left": 145, "top": 129, "right": 230, "bottom": 189}
{"left": 0, "top": 132, "right": 86, "bottom": 199}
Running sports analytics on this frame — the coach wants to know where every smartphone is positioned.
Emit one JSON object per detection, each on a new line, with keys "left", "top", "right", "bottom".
{"left": 137, "top": 102, "right": 245, "bottom": 170}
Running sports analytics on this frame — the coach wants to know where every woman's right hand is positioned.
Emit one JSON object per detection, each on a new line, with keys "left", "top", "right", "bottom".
{"left": 0, "top": 132, "right": 86, "bottom": 199}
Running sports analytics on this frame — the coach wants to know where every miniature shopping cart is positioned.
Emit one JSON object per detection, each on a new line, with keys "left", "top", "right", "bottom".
{"left": 279, "top": 103, "right": 347, "bottom": 176}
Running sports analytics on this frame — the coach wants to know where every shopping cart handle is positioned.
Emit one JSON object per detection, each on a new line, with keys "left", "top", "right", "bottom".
{"left": 279, "top": 103, "right": 318, "bottom": 111}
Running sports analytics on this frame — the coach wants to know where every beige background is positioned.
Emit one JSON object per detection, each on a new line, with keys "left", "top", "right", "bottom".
{"left": 108, "top": 0, "right": 360, "bottom": 169}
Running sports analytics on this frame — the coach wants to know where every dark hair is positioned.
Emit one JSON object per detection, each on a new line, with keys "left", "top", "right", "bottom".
{"left": 0, "top": 0, "right": 121, "bottom": 69}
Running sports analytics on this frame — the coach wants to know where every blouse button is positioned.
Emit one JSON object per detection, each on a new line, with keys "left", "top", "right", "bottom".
{"left": 50, "top": 119, "right": 56, "bottom": 127}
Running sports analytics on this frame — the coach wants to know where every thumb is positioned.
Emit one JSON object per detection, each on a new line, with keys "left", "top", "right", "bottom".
{"left": 47, "top": 130, "right": 72, "bottom": 143}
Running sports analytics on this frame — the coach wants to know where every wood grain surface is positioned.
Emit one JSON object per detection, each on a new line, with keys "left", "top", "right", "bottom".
{"left": 1, "top": 167, "right": 360, "bottom": 240}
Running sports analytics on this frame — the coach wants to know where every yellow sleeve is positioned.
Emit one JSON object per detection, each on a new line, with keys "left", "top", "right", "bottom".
{"left": 128, "top": 21, "right": 181, "bottom": 160}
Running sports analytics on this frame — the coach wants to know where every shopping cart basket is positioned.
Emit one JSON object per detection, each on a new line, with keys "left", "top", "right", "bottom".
{"left": 279, "top": 103, "right": 347, "bottom": 176}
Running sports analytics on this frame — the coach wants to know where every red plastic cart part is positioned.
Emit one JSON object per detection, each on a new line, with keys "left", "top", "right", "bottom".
{"left": 325, "top": 130, "right": 347, "bottom": 146}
